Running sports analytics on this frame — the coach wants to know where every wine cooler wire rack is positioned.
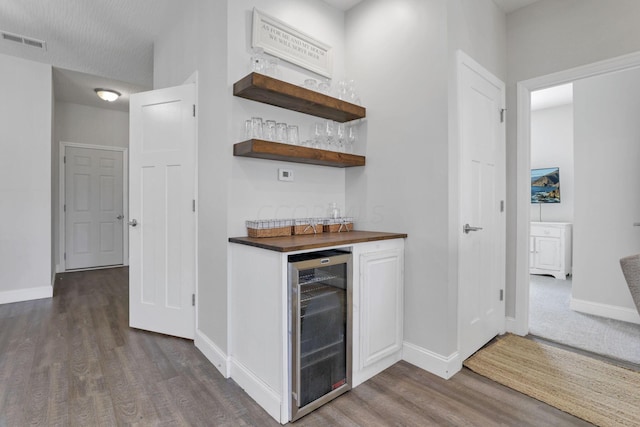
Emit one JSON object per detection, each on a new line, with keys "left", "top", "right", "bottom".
{"left": 298, "top": 271, "right": 339, "bottom": 287}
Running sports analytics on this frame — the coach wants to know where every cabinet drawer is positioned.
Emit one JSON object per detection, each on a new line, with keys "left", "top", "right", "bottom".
{"left": 531, "top": 226, "right": 561, "bottom": 238}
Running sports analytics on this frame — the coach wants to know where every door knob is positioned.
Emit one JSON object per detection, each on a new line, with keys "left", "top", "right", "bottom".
{"left": 463, "top": 223, "right": 483, "bottom": 234}
{"left": 116, "top": 214, "right": 124, "bottom": 220}
{"left": 128, "top": 219, "right": 138, "bottom": 227}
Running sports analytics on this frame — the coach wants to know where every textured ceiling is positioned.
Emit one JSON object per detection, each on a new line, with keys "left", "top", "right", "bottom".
{"left": 0, "top": 0, "right": 190, "bottom": 111}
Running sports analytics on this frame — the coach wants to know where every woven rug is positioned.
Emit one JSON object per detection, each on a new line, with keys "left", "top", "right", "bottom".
{"left": 464, "top": 334, "right": 640, "bottom": 427}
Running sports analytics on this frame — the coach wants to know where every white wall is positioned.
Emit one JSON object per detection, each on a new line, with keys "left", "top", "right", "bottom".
{"left": 153, "top": 0, "right": 348, "bottom": 360}
{"left": 54, "top": 102, "right": 129, "bottom": 149}
{"left": 506, "top": 0, "right": 640, "bottom": 318}
{"left": 51, "top": 101, "right": 130, "bottom": 270}
{"left": 0, "top": 53, "right": 52, "bottom": 303}
{"left": 227, "top": 0, "right": 347, "bottom": 237}
{"left": 345, "top": 0, "right": 505, "bottom": 373}
{"left": 530, "top": 103, "right": 574, "bottom": 223}
{"left": 572, "top": 68, "right": 640, "bottom": 318}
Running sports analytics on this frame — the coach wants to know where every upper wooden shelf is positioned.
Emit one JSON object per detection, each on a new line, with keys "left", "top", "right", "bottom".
{"left": 234, "top": 139, "right": 365, "bottom": 168}
{"left": 233, "top": 73, "right": 366, "bottom": 123}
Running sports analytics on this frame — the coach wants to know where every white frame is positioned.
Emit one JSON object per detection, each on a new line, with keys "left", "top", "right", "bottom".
{"left": 252, "top": 8, "right": 333, "bottom": 78}
{"left": 58, "top": 142, "right": 129, "bottom": 272}
{"left": 512, "top": 50, "right": 640, "bottom": 335}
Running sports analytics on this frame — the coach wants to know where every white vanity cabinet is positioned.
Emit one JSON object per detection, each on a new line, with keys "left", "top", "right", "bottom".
{"left": 228, "top": 233, "right": 405, "bottom": 424}
{"left": 530, "top": 222, "right": 572, "bottom": 280}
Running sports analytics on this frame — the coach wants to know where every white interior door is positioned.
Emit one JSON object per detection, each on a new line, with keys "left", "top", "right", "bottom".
{"left": 458, "top": 52, "right": 506, "bottom": 361}
{"left": 65, "top": 146, "right": 124, "bottom": 270}
{"left": 129, "top": 84, "right": 196, "bottom": 339}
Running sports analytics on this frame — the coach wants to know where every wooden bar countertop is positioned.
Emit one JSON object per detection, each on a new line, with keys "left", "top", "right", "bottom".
{"left": 229, "top": 230, "right": 407, "bottom": 253}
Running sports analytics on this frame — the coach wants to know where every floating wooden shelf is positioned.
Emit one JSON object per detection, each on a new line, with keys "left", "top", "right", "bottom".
{"left": 233, "top": 139, "right": 365, "bottom": 168}
{"left": 233, "top": 73, "right": 366, "bottom": 123}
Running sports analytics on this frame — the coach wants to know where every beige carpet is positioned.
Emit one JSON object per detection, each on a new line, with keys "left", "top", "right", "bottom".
{"left": 464, "top": 334, "right": 640, "bottom": 427}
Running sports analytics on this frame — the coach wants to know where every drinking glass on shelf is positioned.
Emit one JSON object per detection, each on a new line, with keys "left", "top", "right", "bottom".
{"left": 318, "top": 79, "right": 331, "bottom": 94}
{"left": 287, "top": 125, "right": 299, "bottom": 145}
{"left": 250, "top": 47, "right": 266, "bottom": 73}
{"left": 276, "top": 122, "right": 288, "bottom": 143}
{"left": 336, "top": 123, "right": 346, "bottom": 152}
{"left": 264, "top": 120, "right": 276, "bottom": 141}
{"left": 265, "top": 57, "right": 279, "bottom": 77}
{"left": 302, "top": 79, "right": 317, "bottom": 90}
{"left": 251, "top": 117, "right": 263, "bottom": 139}
{"left": 244, "top": 119, "right": 252, "bottom": 140}
{"left": 347, "top": 125, "right": 357, "bottom": 153}
{"left": 312, "top": 122, "right": 324, "bottom": 148}
{"left": 325, "top": 120, "right": 336, "bottom": 150}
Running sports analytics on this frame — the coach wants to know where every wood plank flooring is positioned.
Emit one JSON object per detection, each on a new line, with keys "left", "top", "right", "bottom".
{"left": 0, "top": 267, "right": 593, "bottom": 426}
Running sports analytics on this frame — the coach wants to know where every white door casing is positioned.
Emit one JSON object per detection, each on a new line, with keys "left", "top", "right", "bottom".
{"left": 129, "top": 84, "right": 196, "bottom": 340}
{"left": 457, "top": 51, "right": 506, "bottom": 361}
{"left": 64, "top": 145, "right": 125, "bottom": 270}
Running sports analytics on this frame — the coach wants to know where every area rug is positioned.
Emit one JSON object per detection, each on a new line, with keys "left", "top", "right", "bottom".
{"left": 463, "top": 334, "right": 640, "bottom": 427}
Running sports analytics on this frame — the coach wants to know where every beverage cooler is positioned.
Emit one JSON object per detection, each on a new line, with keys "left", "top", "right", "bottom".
{"left": 288, "top": 250, "right": 352, "bottom": 421}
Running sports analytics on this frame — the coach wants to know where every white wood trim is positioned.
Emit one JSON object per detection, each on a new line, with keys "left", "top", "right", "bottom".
{"left": 0, "top": 286, "right": 53, "bottom": 305}
{"left": 402, "top": 341, "right": 461, "bottom": 380}
{"left": 570, "top": 298, "right": 640, "bottom": 325}
{"left": 58, "top": 142, "right": 129, "bottom": 272}
{"left": 229, "top": 357, "right": 285, "bottom": 423}
{"left": 514, "top": 50, "right": 640, "bottom": 334}
{"left": 194, "top": 329, "right": 230, "bottom": 377}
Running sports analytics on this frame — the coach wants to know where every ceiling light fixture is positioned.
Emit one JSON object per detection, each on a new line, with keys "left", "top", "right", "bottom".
{"left": 94, "top": 88, "right": 121, "bottom": 102}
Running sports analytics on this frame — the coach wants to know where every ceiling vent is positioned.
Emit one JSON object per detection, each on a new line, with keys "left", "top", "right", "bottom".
{"left": 1, "top": 30, "right": 47, "bottom": 51}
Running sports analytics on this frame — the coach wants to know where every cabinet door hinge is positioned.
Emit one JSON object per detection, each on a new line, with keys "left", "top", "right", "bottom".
{"left": 499, "top": 289, "right": 504, "bottom": 301}
{"left": 64, "top": 204, "right": 66, "bottom": 212}
{"left": 500, "top": 200, "right": 504, "bottom": 212}
{"left": 192, "top": 199, "right": 196, "bottom": 212}
{"left": 64, "top": 252, "right": 66, "bottom": 260}
{"left": 63, "top": 155, "right": 66, "bottom": 164}
{"left": 192, "top": 294, "right": 195, "bottom": 306}
{"left": 500, "top": 108, "right": 506, "bottom": 123}
{"left": 192, "top": 104, "right": 196, "bottom": 117}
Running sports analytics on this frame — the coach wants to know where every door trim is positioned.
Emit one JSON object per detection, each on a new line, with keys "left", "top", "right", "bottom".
{"left": 59, "top": 142, "right": 129, "bottom": 272}
{"left": 512, "top": 50, "right": 640, "bottom": 335}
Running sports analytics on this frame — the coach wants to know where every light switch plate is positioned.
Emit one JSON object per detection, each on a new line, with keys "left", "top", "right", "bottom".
{"left": 278, "top": 168, "right": 294, "bottom": 181}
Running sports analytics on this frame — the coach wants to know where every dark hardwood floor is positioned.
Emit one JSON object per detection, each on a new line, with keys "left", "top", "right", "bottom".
{"left": 0, "top": 267, "right": 592, "bottom": 426}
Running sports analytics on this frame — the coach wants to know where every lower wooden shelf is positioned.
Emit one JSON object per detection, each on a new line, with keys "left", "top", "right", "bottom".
{"left": 233, "top": 139, "right": 366, "bottom": 168}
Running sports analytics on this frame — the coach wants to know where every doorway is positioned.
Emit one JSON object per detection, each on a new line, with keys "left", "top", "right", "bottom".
{"left": 60, "top": 143, "right": 128, "bottom": 271}
{"left": 515, "top": 52, "right": 640, "bottom": 363}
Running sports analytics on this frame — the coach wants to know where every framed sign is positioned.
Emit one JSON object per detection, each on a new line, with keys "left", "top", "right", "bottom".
{"left": 252, "top": 8, "right": 333, "bottom": 78}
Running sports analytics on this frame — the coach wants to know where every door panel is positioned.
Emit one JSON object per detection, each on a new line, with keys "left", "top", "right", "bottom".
{"left": 129, "top": 84, "right": 196, "bottom": 340}
{"left": 458, "top": 52, "right": 506, "bottom": 361}
{"left": 65, "top": 146, "right": 124, "bottom": 269}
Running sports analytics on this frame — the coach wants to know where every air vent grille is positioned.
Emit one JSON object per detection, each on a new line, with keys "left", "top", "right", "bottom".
{"left": 1, "top": 31, "right": 46, "bottom": 50}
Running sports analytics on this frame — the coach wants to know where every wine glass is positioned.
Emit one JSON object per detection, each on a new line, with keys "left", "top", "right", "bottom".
{"left": 347, "top": 125, "right": 357, "bottom": 153}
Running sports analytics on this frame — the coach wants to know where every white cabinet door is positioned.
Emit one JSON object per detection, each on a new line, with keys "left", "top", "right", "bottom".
{"left": 353, "top": 240, "right": 404, "bottom": 387}
{"left": 535, "top": 236, "right": 561, "bottom": 270}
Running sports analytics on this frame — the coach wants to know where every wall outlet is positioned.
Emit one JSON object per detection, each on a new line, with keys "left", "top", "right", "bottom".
{"left": 278, "top": 168, "right": 294, "bottom": 182}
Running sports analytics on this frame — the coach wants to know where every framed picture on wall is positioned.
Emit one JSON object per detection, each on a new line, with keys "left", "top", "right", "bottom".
{"left": 252, "top": 8, "right": 333, "bottom": 78}
{"left": 531, "top": 167, "right": 561, "bottom": 203}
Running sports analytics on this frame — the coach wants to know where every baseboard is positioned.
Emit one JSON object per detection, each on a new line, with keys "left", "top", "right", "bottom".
{"left": 402, "top": 341, "right": 461, "bottom": 379}
{"left": 570, "top": 298, "right": 640, "bottom": 325}
{"left": 230, "top": 358, "right": 284, "bottom": 423}
{"left": 194, "top": 329, "right": 230, "bottom": 378}
{"left": 0, "top": 285, "right": 53, "bottom": 305}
